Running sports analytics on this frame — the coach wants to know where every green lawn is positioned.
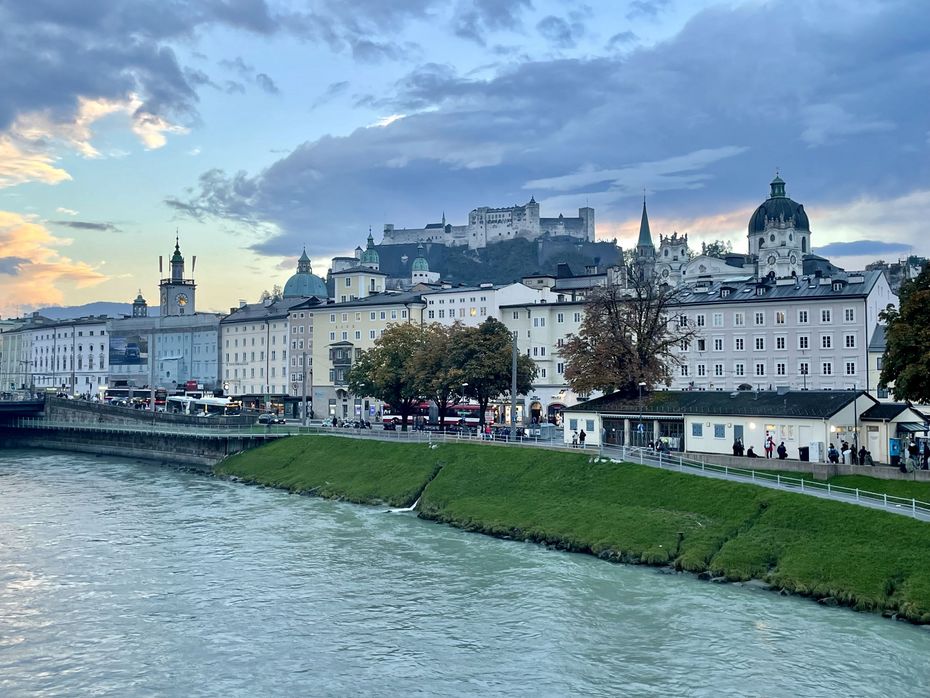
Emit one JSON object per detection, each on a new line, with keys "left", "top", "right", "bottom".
{"left": 742, "top": 467, "right": 930, "bottom": 502}
{"left": 219, "top": 436, "right": 930, "bottom": 622}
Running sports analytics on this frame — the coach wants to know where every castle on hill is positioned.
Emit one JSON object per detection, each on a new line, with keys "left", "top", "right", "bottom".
{"left": 382, "top": 196, "right": 595, "bottom": 250}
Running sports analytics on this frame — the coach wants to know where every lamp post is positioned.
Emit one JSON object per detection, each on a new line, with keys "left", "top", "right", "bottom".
{"left": 638, "top": 381, "right": 647, "bottom": 447}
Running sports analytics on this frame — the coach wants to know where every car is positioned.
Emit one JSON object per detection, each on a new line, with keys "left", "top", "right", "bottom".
{"left": 257, "top": 413, "right": 286, "bottom": 425}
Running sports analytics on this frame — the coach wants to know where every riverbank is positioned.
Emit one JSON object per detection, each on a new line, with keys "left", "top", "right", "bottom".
{"left": 217, "top": 436, "right": 930, "bottom": 623}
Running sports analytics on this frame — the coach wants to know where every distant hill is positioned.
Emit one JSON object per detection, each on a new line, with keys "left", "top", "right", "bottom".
{"left": 35, "top": 302, "right": 160, "bottom": 320}
{"left": 376, "top": 237, "right": 623, "bottom": 286}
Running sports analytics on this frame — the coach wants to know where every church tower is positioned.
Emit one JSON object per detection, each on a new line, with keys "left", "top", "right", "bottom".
{"left": 132, "top": 290, "right": 148, "bottom": 318}
{"left": 748, "top": 174, "right": 809, "bottom": 279}
{"left": 655, "top": 232, "right": 690, "bottom": 285}
{"left": 633, "top": 199, "right": 656, "bottom": 281}
{"left": 160, "top": 237, "right": 196, "bottom": 316}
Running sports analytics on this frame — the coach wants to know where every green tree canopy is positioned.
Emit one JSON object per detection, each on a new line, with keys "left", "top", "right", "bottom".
{"left": 701, "top": 240, "right": 733, "bottom": 258}
{"left": 561, "top": 276, "right": 698, "bottom": 396}
{"left": 879, "top": 265, "right": 930, "bottom": 401}
{"left": 456, "top": 318, "right": 537, "bottom": 425}
{"left": 347, "top": 323, "right": 426, "bottom": 430}
{"left": 413, "top": 322, "right": 467, "bottom": 426}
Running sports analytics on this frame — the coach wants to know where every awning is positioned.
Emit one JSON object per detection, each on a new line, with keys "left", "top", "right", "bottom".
{"left": 896, "top": 422, "right": 928, "bottom": 434}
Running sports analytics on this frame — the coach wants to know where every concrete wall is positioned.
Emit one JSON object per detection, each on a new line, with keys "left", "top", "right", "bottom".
{"left": 0, "top": 426, "right": 280, "bottom": 470}
{"left": 42, "top": 397, "right": 253, "bottom": 428}
{"left": 683, "top": 450, "right": 930, "bottom": 482}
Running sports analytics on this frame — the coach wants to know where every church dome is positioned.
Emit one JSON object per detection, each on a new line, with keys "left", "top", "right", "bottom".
{"left": 411, "top": 243, "right": 429, "bottom": 272}
{"left": 748, "top": 175, "right": 810, "bottom": 234}
{"left": 283, "top": 248, "right": 328, "bottom": 299}
{"left": 360, "top": 231, "right": 379, "bottom": 267}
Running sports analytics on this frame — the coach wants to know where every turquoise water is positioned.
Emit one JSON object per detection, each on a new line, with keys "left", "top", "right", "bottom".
{"left": 0, "top": 450, "right": 928, "bottom": 696}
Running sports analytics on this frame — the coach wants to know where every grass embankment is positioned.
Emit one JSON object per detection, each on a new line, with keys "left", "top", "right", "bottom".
{"left": 747, "top": 468, "right": 930, "bottom": 501}
{"left": 219, "top": 436, "right": 930, "bottom": 622}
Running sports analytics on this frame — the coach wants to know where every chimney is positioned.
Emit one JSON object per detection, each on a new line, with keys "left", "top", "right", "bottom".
{"left": 239, "top": 299, "right": 247, "bottom": 308}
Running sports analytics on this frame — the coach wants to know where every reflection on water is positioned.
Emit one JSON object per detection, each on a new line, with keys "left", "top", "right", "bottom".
{"left": 0, "top": 450, "right": 928, "bottom": 697}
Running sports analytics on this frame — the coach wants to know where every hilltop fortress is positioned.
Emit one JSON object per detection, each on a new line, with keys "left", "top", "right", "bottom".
{"left": 382, "top": 197, "right": 595, "bottom": 250}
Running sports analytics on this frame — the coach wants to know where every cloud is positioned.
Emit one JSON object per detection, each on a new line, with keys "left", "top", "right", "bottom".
{"left": 312, "top": 81, "right": 351, "bottom": 109}
{"left": 626, "top": 0, "right": 671, "bottom": 21}
{"left": 50, "top": 220, "right": 121, "bottom": 232}
{"left": 167, "top": 1, "right": 930, "bottom": 261}
{"left": 453, "top": 0, "right": 533, "bottom": 44}
{"left": 0, "top": 136, "right": 71, "bottom": 188}
{"left": 536, "top": 16, "right": 583, "bottom": 49}
{"left": 814, "top": 240, "right": 912, "bottom": 257}
{"left": 0, "top": 211, "right": 108, "bottom": 315}
{"left": 255, "top": 73, "right": 280, "bottom": 95}
{"left": 606, "top": 31, "right": 638, "bottom": 50}
{"left": 55, "top": 207, "right": 78, "bottom": 216}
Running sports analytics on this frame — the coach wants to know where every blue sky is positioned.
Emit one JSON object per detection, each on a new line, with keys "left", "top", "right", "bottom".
{"left": 0, "top": 0, "right": 928, "bottom": 315}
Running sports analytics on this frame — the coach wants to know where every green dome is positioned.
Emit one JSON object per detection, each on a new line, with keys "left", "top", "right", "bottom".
{"left": 360, "top": 230, "right": 379, "bottom": 266}
{"left": 283, "top": 248, "right": 328, "bottom": 299}
{"left": 412, "top": 243, "right": 429, "bottom": 272}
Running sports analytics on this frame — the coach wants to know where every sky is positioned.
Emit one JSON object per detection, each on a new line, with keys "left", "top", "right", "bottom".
{"left": 0, "top": 0, "right": 928, "bottom": 316}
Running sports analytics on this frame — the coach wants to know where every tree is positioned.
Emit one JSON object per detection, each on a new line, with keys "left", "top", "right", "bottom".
{"left": 413, "top": 323, "right": 466, "bottom": 429}
{"left": 258, "top": 284, "right": 284, "bottom": 302}
{"left": 701, "top": 240, "right": 733, "bottom": 258}
{"left": 879, "top": 265, "right": 930, "bottom": 401}
{"left": 561, "top": 275, "right": 698, "bottom": 396}
{"left": 347, "top": 324, "right": 425, "bottom": 430}
{"left": 455, "top": 318, "right": 537, "bottom": 425}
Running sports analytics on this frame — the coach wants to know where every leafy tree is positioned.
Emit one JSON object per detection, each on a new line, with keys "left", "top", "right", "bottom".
{"left": 413, "top": 323, "right": 467, "bottom": 428}
{"left": 456, "top": 318, "right": 537, "bottom": 425}
{"left": 347, "top": 324, "right": 426, "bottom": 430}
{"left": 561, "top": 275, "right": 698, "bottom": 396}
{"left": 879, "top": 265, "right": 930, "bottom": 401}
{"left": 701, "top": 240, "right": 733, "bottom": 258}
{"left": 258, "top": 284, "right": 284, "bottom": 302}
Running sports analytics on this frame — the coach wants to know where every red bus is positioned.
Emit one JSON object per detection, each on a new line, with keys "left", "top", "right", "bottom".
{"left": 382, "top": 402, "right": 482, "bottom": 430}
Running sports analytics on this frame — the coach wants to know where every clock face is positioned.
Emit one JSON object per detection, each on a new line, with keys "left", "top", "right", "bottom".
{"left": 177, "top": 293, "right": 188, "bottom": 307}
{"left": 767, "top": 255, "right": 777, "bottom": 265}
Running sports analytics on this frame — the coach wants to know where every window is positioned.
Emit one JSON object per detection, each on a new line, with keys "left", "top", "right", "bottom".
{"left": 846, "top": 362, "right": 856, "bottom": 376}
{"left": 776, "top": 336, "right": 786, "bottom": 350}
{"left": 821, "top": 335, "right": 832, "bottom": 349}
{"left": 822, "top": 361, "right": 833, "bottom": 376}
{"left": 557, "top": 313, "right": 564, "bottom": 323}
{"left": 513, "top": 311, "right": 519, "bottom": 319}
{"left": 329, "top": 332, "right": 335, "bottom": 341}
{"left": 428, "top": 310, "right": 435, "bottom": 319}
{"left": 573, "top": 312, "right": 581, "bottom": 323}
{"left": 714, "top": 424, "right": 725, "bottom": 439}
{"left": 798, "top": 310, "right": 809, "bottom": 324}
{"left": 844, "top": 308, "right": 855, "bottom": 322}
{"left": 775, "top": 311, "right": 786, "bottom": 325}
{"left": 821, "top": 309, "right": 832, "bottom": 323}
{"left": 798, "top": 335, "right": 809, "bottom": 350}
{"left": 876, "top": 357, "right": 884, "bottom": 370}
{"left": 380, "top": 311, "right": 386, "bottom": 320}
{"left": 712, "top": 312, "right": 723, "bottom": 327}
{"left": 369, "top": 330, "right": 376, "bottom": 339}
{"left": 845, "top": 334, "right": 856, "bottom": 348}
{"left": 697, "top": 339, "right": 706, "bottom": 352}
{"left": 355, "top": 331, "right": 361, "bottom": 340}
{"left": 713, "top": 338, "right": 723, "bottom": 352}
{"left": 878, "top": 387, "right": 889, "bottom": 399}
{"left": 714, "top": 363, "right": 723, "bottom": 377}
{"left": 330, "top": 314, "right": 335, "bottom": 322}
{"left": 734, "top": 337, "right": 744, "bottom": 351}
{"left": 755, "top": 362, "right": 765, "bottom": 376}
{"left": 754, "top": 311, "right": 764, "bottom": 326}
{"left": 345, "top": 278, "right": 351, "bottom": 287}
{"left": 697, "top": 364, "right": 706, "bottom": 377}
{"left": 696, "top": 314, "right": 706, "bottom": 327}
{"left": 681, "top": 340, "right": 690, "bottom": 351}
{"left": 557, "top": 362, "right": 564, "bottom": 374}
{"left": 439, "top": 310, "right": 445, "bottom": 319}
{"left": 680, "top": 365, "right": 689, "bottom": 377}
{"left": 799, "top": 361, "right": 810, "bottom": 376}
{"left": 776, "top": 362, "right": 786, "bottom": 376}
{"left": 735, "top": 363, "right": 745, "bottom": 377}
{"left": 540, "top": 368, "right": 547, "bottom": 378}
{"left": 391, "top": 310, "right": 397, "bottom": 319}
{"left": 754, "top": 337, "right": 765, "bottom": 351}
{"left": 734, "top": 312, "right": 745, "bottom": 327}
{"left": 692, "top": 423, "right": 703, "bottom": 437}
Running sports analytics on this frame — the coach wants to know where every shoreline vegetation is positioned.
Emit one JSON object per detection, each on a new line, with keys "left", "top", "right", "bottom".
{"left": 216, "top": 436, "right": 930, "bottom": 624}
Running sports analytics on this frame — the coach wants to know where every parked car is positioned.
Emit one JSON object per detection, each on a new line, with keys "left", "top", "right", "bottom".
{"left": 257, "top": 413, "right": 286, "bottom": 425}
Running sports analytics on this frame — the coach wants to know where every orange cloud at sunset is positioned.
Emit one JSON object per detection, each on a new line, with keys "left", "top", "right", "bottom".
{"left": 0, "top": 211, "right": 108, "bottom": 316}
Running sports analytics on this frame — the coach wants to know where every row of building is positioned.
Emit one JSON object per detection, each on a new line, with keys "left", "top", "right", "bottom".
{"left": 0, "top": 176, "right": 914, "bottom": 426}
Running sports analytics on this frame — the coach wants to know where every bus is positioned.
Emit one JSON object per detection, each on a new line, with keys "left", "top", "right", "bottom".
{"left": 382, "top": 402, "right": 482, "bottom": 430}
{"left": 166, "top": 395, "right": 241, "bottom": 416}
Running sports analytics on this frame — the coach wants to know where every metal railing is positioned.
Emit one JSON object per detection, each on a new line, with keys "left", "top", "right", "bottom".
{"left": 605, "top": 444, "right": 930, "bottom": 521}
{"left": 10, "top": 417, "right": 930, "bottom": 520}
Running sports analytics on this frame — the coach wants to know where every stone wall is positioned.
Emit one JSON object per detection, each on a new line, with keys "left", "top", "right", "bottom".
{"left": 43, "top": 397, "right": 253, "bottom": 428}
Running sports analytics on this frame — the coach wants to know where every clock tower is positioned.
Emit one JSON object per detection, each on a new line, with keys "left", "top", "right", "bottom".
{"left": 160, "top": 237, "right": 196, "bottom": 316}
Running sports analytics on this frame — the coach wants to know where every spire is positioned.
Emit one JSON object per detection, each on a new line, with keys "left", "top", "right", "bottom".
{"left": 770, "top": 172, "right": 786, "bottom": 198}
{"left": 367, "top": 227, "right": 375, "bottom": 248}
{"left": 637, "top": 199, "right": 654, "bottom": 249}
{"left": 297, "top": 246, "right": 311, "bottom": 273}
{"left": 442, "top": 211, "right": 446, "bottom": 226}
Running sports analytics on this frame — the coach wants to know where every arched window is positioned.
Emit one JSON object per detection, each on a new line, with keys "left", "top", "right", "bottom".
{"left": 801, "top": 236, "right": 807, "bottom": 253}
{"left": 758, "top": 236, "right": 764, "bottom": 251}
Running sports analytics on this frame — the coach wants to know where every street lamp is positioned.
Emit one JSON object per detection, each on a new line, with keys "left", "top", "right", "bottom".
{"left": 638, "top": 381, "right": 647, "bottom": 446}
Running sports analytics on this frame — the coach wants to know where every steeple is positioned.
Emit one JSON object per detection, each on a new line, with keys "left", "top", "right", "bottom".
{"left": 769, "top": 172, "right": 786, "bottom": 198}
{"left": 297, "top": 246, "right": 311, "bottom": 273}
{"left": 637, "top": 199, "right": 654, "bottom": 249}
{"left": 170, "top": 236, "right": 184, "bottom": 281}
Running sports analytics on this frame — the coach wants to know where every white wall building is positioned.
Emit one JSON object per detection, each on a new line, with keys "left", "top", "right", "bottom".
{"left": 21, "top": 316, "right": 110, "bottom": 395}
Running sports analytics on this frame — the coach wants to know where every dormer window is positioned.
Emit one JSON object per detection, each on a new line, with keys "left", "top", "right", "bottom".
{"left": 756, "top": 286, "right": 766, "bottom": 296}
{"left": 832, "top": 281, "right": 843, "bottom": 291}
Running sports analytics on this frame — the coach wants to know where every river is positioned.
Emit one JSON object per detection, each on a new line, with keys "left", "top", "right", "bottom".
{"left": 0, "top": 450, "right": 928, "bottom": 696}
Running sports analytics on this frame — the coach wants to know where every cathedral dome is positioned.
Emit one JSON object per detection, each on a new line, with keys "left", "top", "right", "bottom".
{"left": 283, "top": 248, "right": 328, "bottom": 299}
{"left": 360, "top": 231, "right": 379, "bottom": 267}
{"left": 411, "top": 243, "right": 429, "bottom": 272}
{"left": 748, "top": 175, "right": 810, "bottom": 234}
